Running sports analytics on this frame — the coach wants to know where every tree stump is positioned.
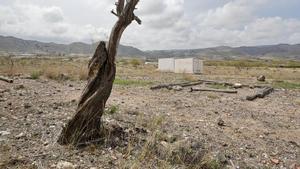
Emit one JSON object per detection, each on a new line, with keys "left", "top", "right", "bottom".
{"left": 58, "top": 0, "right": 141, "bottom": 146}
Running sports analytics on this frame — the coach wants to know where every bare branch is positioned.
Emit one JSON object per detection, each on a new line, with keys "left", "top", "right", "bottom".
{"left": 111, "top": 10, "right": 119, "bottom": 17}
{"left": 134, "top": 15, "right": 142, "bottom": 24}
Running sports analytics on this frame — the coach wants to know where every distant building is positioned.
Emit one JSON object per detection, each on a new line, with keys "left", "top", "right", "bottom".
{"left": 158, "top": 58, "right": 203, "bottom": 74}
{"left": 158, "top": 58, "right": 175, "bottom": 72}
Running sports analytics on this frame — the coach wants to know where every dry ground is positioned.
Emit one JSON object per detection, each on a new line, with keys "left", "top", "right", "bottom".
{"left": 0, "top": 57, "right": 299, "bottom": 169}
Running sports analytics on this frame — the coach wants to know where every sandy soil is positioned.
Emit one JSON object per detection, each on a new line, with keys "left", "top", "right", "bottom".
{"left": 0, "top": 76, "right": 299, "bottom": 169}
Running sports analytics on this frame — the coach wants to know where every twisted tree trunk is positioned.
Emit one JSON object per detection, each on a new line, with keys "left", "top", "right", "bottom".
{"left": 58, "top": 0, "right": 141, "bottom": 146}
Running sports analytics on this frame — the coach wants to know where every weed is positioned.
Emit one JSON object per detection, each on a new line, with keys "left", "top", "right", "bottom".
{"left": 207, "top": 94, "right": 219, "bottom": 100}
{"left": 272, "top": 81, "right": 300, "bottom": 89}
{"left": 30, "top": 71, "right": 42, "bottom": 79}
{"left": 205, "top": 59, "right": 300, "bottom": 68}
{"left": 207, "top": 83, "right": 227, "bottom": 89}
{"left": 105, "top": 105, "right": 119, "bottom": 115}
{"left": 129, "top": 59, "right": 142, "bottom": 67}
{"left": 182, "top": 73, "right": 197, "bottom": 82}
{"left": 114, "top": 78, "right": 152, "bottom": 86}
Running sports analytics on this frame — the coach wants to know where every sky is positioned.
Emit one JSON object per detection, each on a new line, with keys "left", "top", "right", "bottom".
{"left": 0, "top": 0, "right": 300, "bottom": 50}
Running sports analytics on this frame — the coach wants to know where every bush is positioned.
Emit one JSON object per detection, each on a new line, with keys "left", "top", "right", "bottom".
{"left": 130, "top": 59, "right": 141, "bottom": 67}
{"left": 105, "top": 105, "right": 119, "bottom": 115}
{"left": 30, "top": 71, "right": 42, "bottom": 79}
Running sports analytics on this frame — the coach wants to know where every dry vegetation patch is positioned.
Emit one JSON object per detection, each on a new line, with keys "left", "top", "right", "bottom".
{"left": 0, "top": 57, "right": 299, "bottom": 168}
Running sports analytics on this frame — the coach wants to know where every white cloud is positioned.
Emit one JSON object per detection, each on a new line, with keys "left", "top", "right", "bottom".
{"left": 0, "top": 1, "right": 109, "bottom": 43}
{"left": 0, "top": 0, "right": 299, "bottom": 50}
{"left": 43, "top": 6, "right": 64, "bottom": 23}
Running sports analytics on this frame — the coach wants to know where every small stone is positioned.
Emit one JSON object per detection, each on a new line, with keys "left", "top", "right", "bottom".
{"left": 172, "top": 85, "right": 183, "bottom": 91}
{"left": 270, "top": 158, "right": 280, "bottom": 165}
{"left": 24, "top": 103, "right": 32, "bottom": 109}
{"left": 289, "top": 163, "right": 300, "bottom": 169}
{"left": 222, "top": 143, "right": 228, "bottom": 147}
{"left": 0, "top": 131, "right": 11, "bottom": 136}
{"left": 56, "top": 161, "right": 76, "bottom": 169}
{"left": 68, "top": 84, "right": 74, "bottom": 87}
{"left": 14, "top": 85, "right": 25, "bottom": 90}
{"left": 0, "top": 98, "right": 6, "bottom": 102}
{"left": 233, "top": 83, "right": 243, "bottom": 88}
{"left": 257, "top": 75, "right": 266, "bottom": 82}
{"left": 217, "top": 118, "right": 225, "bottom": 126}
{"left": 160, "top": 141, "right": 169, "bottom": 148}
{"left": 249, "top": 153, "right": 255, "bottom": 158}
{"left": 217, "top": 152, "right": 227, "bottom": 164}
{"left": 15, "top": 132, "right": 25, "bottom": 139}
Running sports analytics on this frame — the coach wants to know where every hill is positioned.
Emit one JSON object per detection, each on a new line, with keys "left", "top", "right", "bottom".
{"left": 148, "top": 44, "right": 300, "bottom": 60}
{"left": 0, "top": 35, "right": 146, "bottom": 57}
{"left": 0, "top": 35, "right": 299, "bottom": 59}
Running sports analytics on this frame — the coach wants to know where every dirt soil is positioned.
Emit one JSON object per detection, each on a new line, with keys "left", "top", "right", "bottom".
{"left": 0, "top": 76, "right": 299, "bottom": 169}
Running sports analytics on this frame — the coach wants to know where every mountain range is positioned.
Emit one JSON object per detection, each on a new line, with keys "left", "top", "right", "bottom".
{"left": 0, "top": 35, "right": 299, "bottom": 60}
{"left": 0, "top": 35, "right": 146, "bottom": 57}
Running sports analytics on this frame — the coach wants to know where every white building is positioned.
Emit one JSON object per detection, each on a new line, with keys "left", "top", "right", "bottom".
{"left": 158, "top": 58, "right": 203, "bottom": 74}
{"left": 158, "top": 58, "right": 175, "bottom": 72}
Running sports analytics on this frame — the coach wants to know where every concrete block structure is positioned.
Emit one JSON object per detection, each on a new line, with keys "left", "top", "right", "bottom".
{"left": 158, "top": 58, "right": 175, "bottom": 72}
{"left": 158, "top": 58, "right": 203, "bottom": 74}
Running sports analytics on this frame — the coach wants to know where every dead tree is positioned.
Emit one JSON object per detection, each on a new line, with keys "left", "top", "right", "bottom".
{"left": 246, "top": 87, "right": 274, "bottom": 101}
{"left": 190, "top": 87, "right": 238, "bottom": 94}
{"left": 0, "top": 76, "right": 13, "bottom": 83}
{"left": 58, "top": 0, "right": 141, "bottom": 146}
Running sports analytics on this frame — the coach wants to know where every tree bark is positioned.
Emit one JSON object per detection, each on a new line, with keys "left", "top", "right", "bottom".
{"left": 246, "top": 87, "right": 274, "bottom": 101}
{"left": 0, "top": 76, "right": 13, "bottom": 83}
{"left": 58, "top": 0, "right": 141, "bottom": 146}
{"left": 190, "top": 87, "right": 238, "bottom": 93}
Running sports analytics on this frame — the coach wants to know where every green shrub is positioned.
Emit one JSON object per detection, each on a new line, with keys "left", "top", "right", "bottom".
{"left": 30, "top": 71, "right": 42, "bottom": 79}
{"left": 114, "top": 78, "right": 152, "bottom": 86}
{"left": 105, "top": 105, "right": 119, "bottom": 115}
{"left": 130, "top": 59, "right": 141, "bottom": 67}
{"left": 272, "top": 81, "right": 300, "bottom": 89}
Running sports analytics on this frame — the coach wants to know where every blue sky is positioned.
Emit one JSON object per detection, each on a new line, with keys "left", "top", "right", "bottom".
{"left": 0, "top": 0, "right": 299, "bottom": 50}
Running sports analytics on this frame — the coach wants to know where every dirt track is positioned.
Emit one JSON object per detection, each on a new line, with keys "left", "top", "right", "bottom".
{"left": 0, "top": 77, "right": 299, "bottom": 168}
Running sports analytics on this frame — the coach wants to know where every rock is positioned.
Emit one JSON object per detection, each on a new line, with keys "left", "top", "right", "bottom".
{"left": 0, "top": 89, "right": 10, "bottom": 93}
{"left": 15, "top": 132, "right": 25, "bottom": 139}
{"left": 68, "top": 84, "right": 74, "bottom": 87}
{"left": 37, "top": 110, "right": 44, "bottom": 114}
{"left": 24, "top": 103, "right": 32, "bottom": 109}
{"left": 172, "top": 85, "right": 183, "bottom": 91}
{"left": 0, "top": 131, "right": 11, "bottom": 136}
{"left": 56, "top": 161, "right": 76, "bottom": 169}
{"left": 14, "top": 85, "right": 25, "bottom": 90}
{"left": 289, "top": 163, "right": 300, "bottom": 169}
{"left": 257, "top": 75, "right": 266, "bottom": 82}
{"left": 270, "top": 158, "right": 280, "bottom": 165}
{"left": 217, "top": 152, "right": 227, "bottom": 164}
{"left": 217, "top": 118, "right": 225, "bottom": 126}
{"left": 0, "top": 98, "right": 7, "bottom": 102}
{"left": 233, "top": 83, "right": 243, "bottom": 88}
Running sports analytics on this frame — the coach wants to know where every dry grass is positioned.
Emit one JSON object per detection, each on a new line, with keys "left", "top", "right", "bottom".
{"left": 0, "top": 57, "right": 299, "bottom": 88}
{"left": 0, "top": 57, "right": 89, "bottom": 81}
{"left": 116, "top": 114, "right": 224, "bottom": 169}
{"left": 205, "top": 59, "right": 300, "bottom": 68}
{"left": 181, "top": 73, "right": 198, "bottom": 82}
